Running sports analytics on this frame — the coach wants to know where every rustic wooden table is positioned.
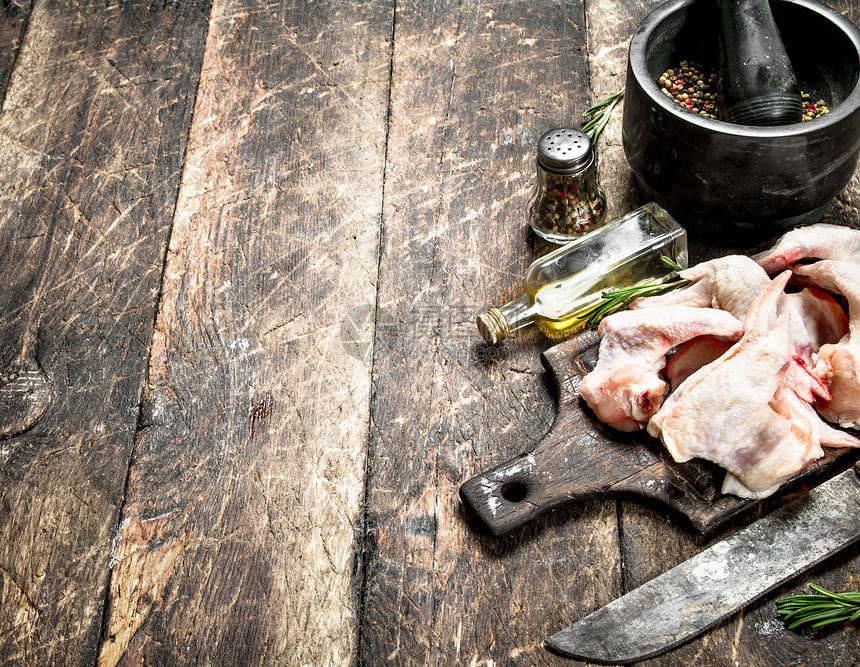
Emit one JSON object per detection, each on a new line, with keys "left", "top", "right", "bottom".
{"left": 1, "top": 0, "right": 858, "bottom": 665}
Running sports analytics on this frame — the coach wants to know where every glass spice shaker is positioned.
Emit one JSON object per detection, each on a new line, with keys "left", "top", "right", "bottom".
{"left": 528, "top": 128, "right": 606, "bottom": 244}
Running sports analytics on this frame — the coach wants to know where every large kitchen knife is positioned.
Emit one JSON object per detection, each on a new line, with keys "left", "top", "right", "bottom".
{"left": 546, "top": 462, "right": 860, "bottom": 664}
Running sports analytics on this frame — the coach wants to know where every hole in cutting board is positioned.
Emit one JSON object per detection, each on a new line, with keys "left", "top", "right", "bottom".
{"left": 501, "top": 481, "right": 528, "bottom": 503}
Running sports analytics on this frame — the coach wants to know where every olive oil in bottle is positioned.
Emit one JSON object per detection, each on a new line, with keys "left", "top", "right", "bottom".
{"left": 476, "top": 203, "right": 688, "bottom": 344}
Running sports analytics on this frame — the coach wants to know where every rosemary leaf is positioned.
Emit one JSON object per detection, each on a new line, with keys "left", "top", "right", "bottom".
{"left": 660, "top": 255, "right": 685, "bottom": 272}
{"left": 581, "top": 272, "right": 688, "bottom": 329}
{"left": 776, "top": 584, "right": 860, "bottom": 631}
{"left": 582, "top": 88, "right": 625, "bottom": 143}
{"left": 582, "top": 89, "right": 625, "bottom": 117}
{"left": 794, "top": 608, "right": 855, "bottom": 631}
{"left": 810, "top": 583, "right": 860, "bottom": 603}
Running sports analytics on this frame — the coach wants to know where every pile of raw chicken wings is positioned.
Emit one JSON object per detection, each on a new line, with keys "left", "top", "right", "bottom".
{"left": 579, "top": 223, "right": 860, "bottom": 499}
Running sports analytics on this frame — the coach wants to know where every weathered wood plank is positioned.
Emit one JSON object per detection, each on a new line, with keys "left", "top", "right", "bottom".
{"left": 361, "top": 1, "right": 623, "bottom": 664}
{"left": 0, "top": 0, "right": 30, "bottom": 107}
{"left": 2, "top": 0, "right": 858, "bottom": 665}
{"left": 97, "top": 1, "right": 392, "bottom": 665}
{"left": 585, "top": 0, "right": 653, "bottom": 221}
{"left": 0, "top": 0, "right": 210, "bottom": 664}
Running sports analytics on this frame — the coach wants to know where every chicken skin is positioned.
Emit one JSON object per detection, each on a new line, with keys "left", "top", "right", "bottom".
{"left": 792, "top": 260, "right": 860, "bottom": 429}
{"left": 755, "top": 223, "right": 860, "bottom": 273}
{"left": 579, "top": 230, "right": 860, "bottom": 500}
{"left": 631, "top": 255, "right": 770, "bottom": 319}
{"left": 632, "top": 254, "right": 826, "bottom": 400}
{"left": 647, "top": 273, "right": 827, "bottom": 499}
{"left": 579, "top": 306, "right": 744, "bottom": 432}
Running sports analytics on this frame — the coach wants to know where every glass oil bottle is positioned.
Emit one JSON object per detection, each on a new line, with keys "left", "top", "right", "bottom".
{"left": 476, "top": 203, "right": 688, "bottom": 344}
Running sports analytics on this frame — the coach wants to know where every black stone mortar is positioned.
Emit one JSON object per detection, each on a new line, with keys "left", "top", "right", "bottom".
{"left": 623, "top": 0, "right": 860, "bottom": 245}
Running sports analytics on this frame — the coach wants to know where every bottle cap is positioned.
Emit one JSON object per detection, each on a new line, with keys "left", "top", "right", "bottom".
{"left": 476, "top": 308, "right": 509, "bottom": 345}
{"left": 537, "top": 128, "right": 593, "bottom": 174}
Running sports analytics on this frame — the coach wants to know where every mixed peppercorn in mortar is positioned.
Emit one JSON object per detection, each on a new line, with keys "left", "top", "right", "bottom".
{"left": 658, "top": 61, "right": 720, "bottom": 118}
{"left": 658, "top": 60, "right": 830, "bottom": 122}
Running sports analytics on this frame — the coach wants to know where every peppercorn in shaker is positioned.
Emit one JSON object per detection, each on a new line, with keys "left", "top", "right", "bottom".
{"left": 528, "top": 128, "right": 606, "bottom": 244}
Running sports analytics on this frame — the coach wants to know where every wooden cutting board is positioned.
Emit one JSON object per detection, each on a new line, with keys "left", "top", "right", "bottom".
{"left": 459, "top": 330, "right": 860, "bottom": 537}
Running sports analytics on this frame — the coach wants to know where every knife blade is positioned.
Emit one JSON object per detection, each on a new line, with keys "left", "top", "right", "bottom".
{"left": 546, "top": 462, "right": 860, "bottom": 664}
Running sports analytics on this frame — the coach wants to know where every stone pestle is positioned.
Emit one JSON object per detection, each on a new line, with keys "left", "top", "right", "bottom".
{"left": 717, "top": 0, "right": 802, "bottom": 125}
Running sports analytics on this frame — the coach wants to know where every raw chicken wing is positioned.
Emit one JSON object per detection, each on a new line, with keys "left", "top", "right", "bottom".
{"left": 579, "top": 306, "right": 744, "bottom": 432}
{"left": 784, "top": 287, "right": 849, "bottom": 353}
{"left": 665, "top": 337, "right": 732, "bottom": 391}
{"left": 722, "top": 385, "right": 860, "bottom": 494}
{"left": 631, "top": 255, "right": 824, "bottom": 401}
{"left": 631, "top": 255, "right": 770, "bottom": 319}
{"left": 648, "top": 272, "right": 824, "bottom": 499}
{"left": 792, "top": 260, "right": 860, "bottom": 429}
{"left": 755, "top": 223, "right": 860, "bottom": 273}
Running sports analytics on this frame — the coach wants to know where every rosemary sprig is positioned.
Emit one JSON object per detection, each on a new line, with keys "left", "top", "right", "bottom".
{"left": 776, "top": 584, "right": 860, "bottom": 631}
{"left": 582, "top": 88, "right": 625, "bottom": 143}
{"left": 581, "top": 256, "right": 688, "bottom": 329}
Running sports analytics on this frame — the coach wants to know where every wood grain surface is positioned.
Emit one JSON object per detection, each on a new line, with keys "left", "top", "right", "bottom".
{"left": 0, "top": 0, "right": 29, "bottom": 107}
{"left": 360, "top": 2, "right": 624, "bottom": 664}
{"left": 0, "top": 0, "right": 210, "bottom": 664}
{"left": 97, "top": 1, "right": 392, "bottom": 665}
{"left": 0, "top": 0, "right": 857, "bottom": 665}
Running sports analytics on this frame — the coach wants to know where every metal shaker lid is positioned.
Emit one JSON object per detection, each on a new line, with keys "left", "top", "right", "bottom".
{"left": 537, "top": 128, "right": 593, "bottom": 174}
